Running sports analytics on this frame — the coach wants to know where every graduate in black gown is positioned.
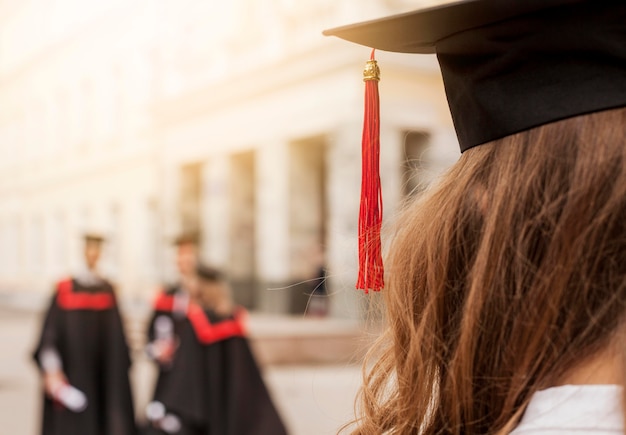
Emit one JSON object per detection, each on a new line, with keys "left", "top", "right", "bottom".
{"left": 33, "top": 233, "right": 137, "bottom": 435}
{"left": 144, "top": 234, "right": 204, "bottom": 435}
{"left": 195, "top": 264, "right": 287, "bottom": 435}
{"left": 144, "top": 234, "right": 287, "bottom": 435}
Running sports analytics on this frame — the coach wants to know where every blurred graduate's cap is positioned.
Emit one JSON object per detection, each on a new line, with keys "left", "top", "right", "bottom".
{"left": 196, "top": 264, "right": 225, "bottom": 283}
{"left": 172, "top": 231, "right": 201, "bottom": 246}
{"left": 324, "top": 0, "right": 626, "bottom": 292}
{"left": 324, "top": 0, "right": 626, "bottom": 152}
{"left": 83, "top": 232, "right": 106, "bottom": 244}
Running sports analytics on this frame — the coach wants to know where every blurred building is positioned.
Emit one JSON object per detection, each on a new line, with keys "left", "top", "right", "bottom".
{"left": 0, "top": 0, "right": 459, "bottom": 317}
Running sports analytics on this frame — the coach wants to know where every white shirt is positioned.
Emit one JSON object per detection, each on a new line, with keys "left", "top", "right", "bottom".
{"left": 74, "top": 267, "right": 105, "bottom": 287}
{"left": 510, "top": 385, "right": 624, "bottom": 434}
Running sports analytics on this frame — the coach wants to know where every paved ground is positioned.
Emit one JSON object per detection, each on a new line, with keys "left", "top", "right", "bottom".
{"left": 0, "top": 308, "right": 362, "bottom": 435}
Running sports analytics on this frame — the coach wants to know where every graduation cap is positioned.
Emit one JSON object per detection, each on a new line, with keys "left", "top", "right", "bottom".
{"left": 172, "top": 231, "right": 201, "bottom": 246}
{"left": 196, "top": 264, "right": 225, "bottom": 283}
{"left": 324, "top": 0, "right": 626, "bottom": 291}
{"left": 83, "top": 232, "right": 106, "bottom": 245}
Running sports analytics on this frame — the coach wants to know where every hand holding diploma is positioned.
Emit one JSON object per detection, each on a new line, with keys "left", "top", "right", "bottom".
{"left": 44, "top": 371, "right": 88, "bottom": 413}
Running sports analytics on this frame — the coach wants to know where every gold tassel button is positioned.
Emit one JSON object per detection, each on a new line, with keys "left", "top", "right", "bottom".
{"left": 363, "top": 59, "right": 380, "bottom": 82}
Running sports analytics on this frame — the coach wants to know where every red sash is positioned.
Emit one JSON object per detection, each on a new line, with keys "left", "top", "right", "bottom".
{"left": 56, "top": 278, "right": 115, "bottom": 311}
{"left": 153, "top": 292, "right": 247, "bottom": 345}
{"left": 153, "top": 291, "right": 176, "bottom": 312}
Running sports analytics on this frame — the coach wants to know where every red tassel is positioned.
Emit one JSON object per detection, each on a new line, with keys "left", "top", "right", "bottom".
{"left": 356, "top": 49, "right": 384, "bottom": 293}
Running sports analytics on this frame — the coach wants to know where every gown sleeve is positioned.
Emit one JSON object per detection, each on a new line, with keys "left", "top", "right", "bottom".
{"left": 33, "top": 289, "right": 64, "bottom": 373}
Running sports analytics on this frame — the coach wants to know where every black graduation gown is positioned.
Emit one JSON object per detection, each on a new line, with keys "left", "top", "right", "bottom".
{"left": 146, "top": 287, "right": 207, "bottom": 434}
{"left": 203, "top": 311, "right": 288, "bottom": 435}
{"left": 33, "top": 278, "right": 137, "bottom": 435}
{"left": 146, "top": 289, "right": 288, "bottom": 435}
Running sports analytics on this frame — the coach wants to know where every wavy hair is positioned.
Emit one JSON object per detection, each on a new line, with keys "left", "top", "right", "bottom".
{"left": 348, "top": 107, "right": 626, "bottom": 434}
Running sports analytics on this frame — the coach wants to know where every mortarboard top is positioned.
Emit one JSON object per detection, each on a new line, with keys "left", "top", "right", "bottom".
{"left": 172, "top": 232, "right": 201, "bottom": 246}
{"left": 322, "top": 0, "right": 582, "bottom": 54}
{"left": 324, "top": 0, "right": 626, "bottom": 152}
{"left": 196, "top": 264, "right": 225, "bottom": 283}
{"left": 83, "top": 233, "right": 106, "bottom": 244}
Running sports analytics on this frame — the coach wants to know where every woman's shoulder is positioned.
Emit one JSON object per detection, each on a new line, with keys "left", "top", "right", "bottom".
{"left": 510, "top": 385, "right": 623, "bottom": 434}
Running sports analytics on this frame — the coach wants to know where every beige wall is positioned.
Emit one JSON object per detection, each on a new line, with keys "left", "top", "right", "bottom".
{"left": 0, "top": 0, "right": 459, "bottom": 316}
{"left": 0, "top": 0, "right": 160, "bottom": 295}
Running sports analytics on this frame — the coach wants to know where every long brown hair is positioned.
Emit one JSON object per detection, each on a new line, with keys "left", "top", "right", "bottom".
{"left": 349, "top": 107, "right": 626, "bottom": 434}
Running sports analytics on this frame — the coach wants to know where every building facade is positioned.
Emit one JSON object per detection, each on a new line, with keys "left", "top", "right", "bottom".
{"left": 0, "top": 0, "right": 459, "bottom": 317}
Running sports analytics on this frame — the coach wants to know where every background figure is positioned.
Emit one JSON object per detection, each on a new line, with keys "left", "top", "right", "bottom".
{"left": 32, "top": 233, "right": 136, "bottom": 435}
{"left": 305, "top": 244, "right": 329, "bottom": 318}
{"left": 145, "top": 231, "right": 287, "bottom": 434}
{"left": 144, "top": 233, "right": 203, "bottom": 434}
{"left": 194, "top": 264, "right": 288, "bottom": 435}
{"left": 306, "top": 266, "right": 329, "bottom": 318}
{"left": 194, "top": 265, "right": 233, "bottom": 317}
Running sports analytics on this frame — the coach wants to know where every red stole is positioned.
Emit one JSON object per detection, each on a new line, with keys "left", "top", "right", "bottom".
{"left": 153, "top": 292, "right": 246, "bottom": 345}
{"left": 56, "top": 278, "right": 115, "bottom": 311}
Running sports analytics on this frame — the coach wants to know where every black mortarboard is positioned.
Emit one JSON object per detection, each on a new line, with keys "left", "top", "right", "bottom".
{"left": 172, "top": 232, "right": 201, "bottom": 246}
{"left": 324, "top": 0, "right": 626, "bottom": 152}
{"left": 83, "top": 233, "right": 106, "bottom": 244}
{"left": 196, "top": 264, "right": 224, "bottom": 283}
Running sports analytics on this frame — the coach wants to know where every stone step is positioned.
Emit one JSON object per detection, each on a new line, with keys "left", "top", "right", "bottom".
{"left": 247, "top": 314, "right": 371, "bottom": 365}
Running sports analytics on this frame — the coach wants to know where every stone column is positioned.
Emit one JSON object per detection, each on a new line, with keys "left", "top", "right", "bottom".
{"left": 287, "top": 137, "right": 328, "bottom": 314}
{"left": 379, "top": 126, "right": 404, "bottom": 221}
{"left": 67, "top": 208, "right": 82, "bottom": 275}
{"left": 255, "top": 141, "right": 290, "bottom": 314}
{"left": 228, "top": 151, "right": 256, "bottom": 309}
{"left": 325, "top": 123, "right": 367, "bottom": 319}
{"left": 131, "top": 197, "right": 160, "bottom": 297}
{"left": 159, "top": 161, "right": 182, "bottom": 283}
{"left": 121, "top": 198, "right": 153, "bottom": 298}
{"left": 201, "top": 155, "right": 231, "bottom": 269}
